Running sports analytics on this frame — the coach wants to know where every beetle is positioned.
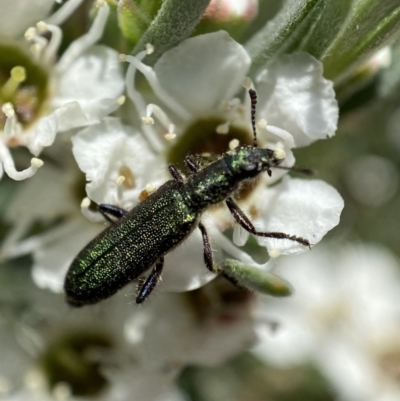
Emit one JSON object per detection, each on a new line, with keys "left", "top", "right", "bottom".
{"left": 64, "top": 89, "right": 311, "bottom": 307}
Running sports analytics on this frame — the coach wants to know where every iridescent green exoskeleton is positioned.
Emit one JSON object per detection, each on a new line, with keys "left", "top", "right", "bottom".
{"left": 64, "top": 90, "right": 310, "bottom": 307}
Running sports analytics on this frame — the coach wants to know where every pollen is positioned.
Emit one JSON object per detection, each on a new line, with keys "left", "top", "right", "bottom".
{"left": 269, "top": 249, "right": 281, "bottom": 258}
{"left": 164, "top": 132, "right": 176, "bottom": 140}
{"left": 30, "top": 157, "right": 44, "bottom": 168}
{"left": 274, "top": 147, "right": 286, "bottom": 160}
{"left": 36, "top": 21, "right": 48, "bottom": 33}
{"left": 2, "top": 103, "right": 15, "bottom": 118}
{"left": 142, "top": 116, "right": 154, "bottom": 125}
{"left": 229, "top": 139, "right": 239, "bottom": 150}
{"left": 81, "top": 197, "right": 91, "bottom": 209}
{"left": 146, "top": 43, "right": 154, "bottom": 55}
{"left": 116, "top": 175, "right": 125, "bottom": 186}
{"left": 24, "top": 27, "right": 36, "bottom": 40}
{"left": 257, "top": 118, "right": 267, "bottom": 130}
{"left": 119, "top": 165, "right": 136, "bottom": 189}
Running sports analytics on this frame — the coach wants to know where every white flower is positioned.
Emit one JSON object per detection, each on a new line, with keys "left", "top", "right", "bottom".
{"left": 253, "top": 244, "right": 400, "bottom": 401}
{"left": 69, "top": 30, "right": 342, "bottom": 294}
{"left": 0, "top": 0, "right": 124, "bottom": 181}
{"left": 0, "top": 268, "right": 184, "bottom": 401}
{"left": 125, "top": 276, "right": 258, "bottom": 368}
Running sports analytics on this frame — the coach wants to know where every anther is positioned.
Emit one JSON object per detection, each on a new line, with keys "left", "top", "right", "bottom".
{"left": 81, "top": 197, "right": 91, "bottom": 209}
{"left": 30, "top": 158, "right": 44, "bottom": 168}
{"left": 142, "top": 116, "right": 154, "bottom": 125}
{"left": 36, "top": 21, "right": 48, "bottom": 33}
{"left": 269, "top": 249, "right": 281, "bottom": 258}
{"left": 145, "top": 183, "right": 156, "bottom": 194}
{"left": 257, "top": 119, "right": 267, "bottom": 130}
{"left": 117, "top": 95, "right": 126, "bottom": 105}
{"left": 229, "top": 139, "right": 240, "bottom": 150}
{"left": 2, "top": 103, "right": 15, "bottom": 118}
{"left": 118, "top": 54, "right": 127, "bottom": 62}
{"left": 241, "top": 77, "right": 252, "bottom": 89}
{"left": 116, "top": 175, "right": 126, "bottom": 186}
{"left": 24, "top": 27, "right": 36, "bottom": 40}
{"left": 164, "top": 132, "right": 176, "bottom": 140}
{"left": 146, "top": 43, "right": 154, "bottom": 55}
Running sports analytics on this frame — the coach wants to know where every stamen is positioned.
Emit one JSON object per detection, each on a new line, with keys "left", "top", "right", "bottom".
{"left": 2, "top": 66, "right": 27, "bottom": 100}
{"left": 24, "top": 27, "right": 48, "bottom": 49}
{"left": 124, "top": 55, "right": 191, "bottom": 120}
{"left": 257, "top": 118, "right": 267, "bottom": 130}
{"left": 36, "top": 22, "right": 63, "bottom": 63}
{"left": 56, "top": 2, "right": 110, "bottom": 73}
{"left": 46, "top": 0, "right": 85, "bottom": 25}
{"left": 81, "top": 197, "right": 91, "bottom": 209}
{"left": 2, "top": 103, "right": 18, "bottom": 138}
{"left": 124, "top": 51, "right": 163, "bottom": 152}
{"left": 164, "top": 132, "right": 176, "bottom": 140}
{"left": 0, "top": 142, "right": 42, "bottom": 181}
{"left": 119, "top": 165, "right": 136, "bottom": 188}
{"left": 145, "top": 183, "right": 156, "bottom": 194}
{"left": 233, "top": 224, "right": 249, "bottom": 246}
{"left": 268, "top": 249, "right": 281, "bottom": 258}
{"left": 116, "top": 175, "right": 125, "bottom": 186}
{"left": 30, "top": 43, "right": 43, "bottom": 59}
{"left": 145, "top": 43, "right": 154, "bottom": 54}
{"left": 142, "top": 116, "right": 154, "bottom": 125}
{"left": 274, "top": 143, "right": 286, "bottom": 160}
{"left": 145, "top": 103, "right": 176, "bottom": 138}
{"left": 241, "top": 77, "right": 252, "bottom": 89}
{"left": 31, "top": 157, "right": 44, "bottom": 168}
{"left": 117, "top": 95, "right": 126, "bottom": 105}
{"left": 229, "top": 139, "right": 239, "bottom": 150}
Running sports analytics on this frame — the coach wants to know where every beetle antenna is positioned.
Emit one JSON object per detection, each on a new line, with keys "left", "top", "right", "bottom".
{"left": 274, "top": 165, "right": 314, "bottom": 175}
{"left": 248, "top": 89, "right": 258, "bottom": 148}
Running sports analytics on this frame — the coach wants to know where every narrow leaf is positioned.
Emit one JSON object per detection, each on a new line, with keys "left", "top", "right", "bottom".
{"left": 132, "top": 0, "right": 211, "bottom": 64}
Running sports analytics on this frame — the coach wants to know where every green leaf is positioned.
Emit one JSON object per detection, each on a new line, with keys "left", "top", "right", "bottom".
{"left": 117, "top": 0, "right": 151, "bottom": 44}
{"left": 222, "top": 259, "right": 293, "bottom": 297}
{"left": 132, "top": 0, "right": 211, "bottom": 64}
{"left": 245, "top": 0, "right": 326, "bottom": 76}
{"left": 323, "top": 0, "right": 400, "bottom": 83}
{"left": 300, "top": 0, "right": 353, "bottom": 59}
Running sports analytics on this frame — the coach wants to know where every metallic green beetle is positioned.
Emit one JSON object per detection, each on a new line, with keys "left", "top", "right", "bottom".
{"left": 64, "top": 90, "right": 310, "bottom": 306}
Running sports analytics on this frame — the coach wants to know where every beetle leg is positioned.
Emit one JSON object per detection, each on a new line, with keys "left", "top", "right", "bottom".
{"left": 99, "top": 204, "right": 127, "bottom": 224}
{"left": 168, "top": 164, "right": 186, "bottom": 184}
{"left": 184, "top": 155, "right": 200, "bottom": 172}
{"left": 225, "top": 197, "right": 311, "bottom": 248}
{"left": 198, "top": 222, "right": 219, "bottom": 273}
{"left": 136, "top": 256, "right": 164, "bottom": 304}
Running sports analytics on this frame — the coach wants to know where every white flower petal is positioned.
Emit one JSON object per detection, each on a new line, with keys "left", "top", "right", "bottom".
{"left": 55, "top": 45, "right": 124, "bottom": 106}
{"left": 254, "top": 178, "right": 344, "bottom": 254}
{"left": 257, "top": 53, "right": 338, "bottom": 147}
{"left": 154, "top": 31, "right": 250, "bottom": 116}
{"left": 32, "top": 219, "right": 102, "bottom": 293}
{"left": 125, "top": 292, "right": 256, "bottom": 367}
{"left": 0, "top": 0, "right": 54, "bottom": 38}
{"left": 159, "top": 229, "right": 217, "bottom": 292}
{"left": 72, "top": 119, "right": 159, "bottom": 206}
{"left": 29, "top": 102, "right": 88, "bottom": 155}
